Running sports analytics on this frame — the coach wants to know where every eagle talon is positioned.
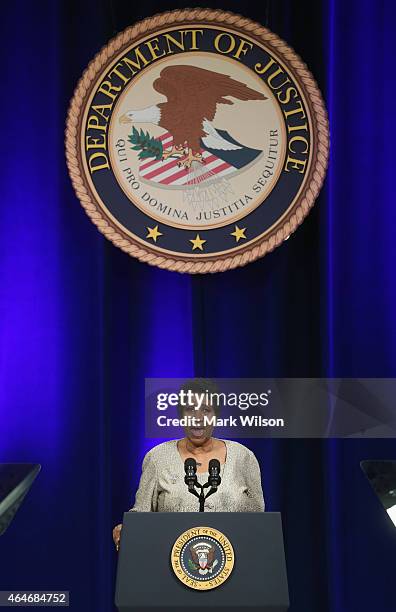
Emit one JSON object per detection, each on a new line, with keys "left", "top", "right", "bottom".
{"left": 178, "top": 149, "right": 204, "bottom": 170}
{"left": 162, "top": 144, "right": 185, "bottom": 161}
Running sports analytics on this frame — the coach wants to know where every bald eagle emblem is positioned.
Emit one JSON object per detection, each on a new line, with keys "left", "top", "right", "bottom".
{"left": 171, "top": 528, "right": 234, "bottom": 589}
{"left": 119, "top": 65, "right": 266, "bottom": 187}
{"left": 67, "top": 10, "right": 329, "bottom": 272}
{"left": 189, "top": 542, "right": 218, "bottom": 575}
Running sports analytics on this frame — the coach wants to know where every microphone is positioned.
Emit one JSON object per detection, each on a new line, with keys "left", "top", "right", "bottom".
{"left": 184, "top": 458, "right": 197, "bottom": 492}
{"left": 208, "top": 459, "right": 221, "bottom": 489}
{"left": 184, "top": 457, "right": 221, "bottom": 511}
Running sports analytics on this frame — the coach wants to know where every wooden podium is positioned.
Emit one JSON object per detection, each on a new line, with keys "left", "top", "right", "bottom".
{"left": 115, "top": 512, "right": 289, "bottom": 611}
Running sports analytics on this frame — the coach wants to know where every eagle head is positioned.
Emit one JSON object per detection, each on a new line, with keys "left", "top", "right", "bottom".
{"left": 119, "top": 105, "right": 161, "bottom": 126}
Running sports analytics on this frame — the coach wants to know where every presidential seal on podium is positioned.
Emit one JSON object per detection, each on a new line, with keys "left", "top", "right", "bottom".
{"left": 170, "top": 526, "right": 235, "bottom": 590}
{"left": 66, "top": 9, "right": 329, "bottom": 273}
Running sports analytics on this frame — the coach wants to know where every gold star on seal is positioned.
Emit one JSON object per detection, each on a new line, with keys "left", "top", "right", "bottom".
{"left": 231, "top": 225, "right": 247, "bottom": 242}
{"left": 190, "top": 234, "right": 206, "bottom": 251}
{"left": 146, "top": 225, "right": 163, "bottom": 242}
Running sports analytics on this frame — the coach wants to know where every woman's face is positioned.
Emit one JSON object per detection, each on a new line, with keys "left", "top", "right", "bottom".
{"left": 182, "top": 396, "right": 216, "bottom": 446}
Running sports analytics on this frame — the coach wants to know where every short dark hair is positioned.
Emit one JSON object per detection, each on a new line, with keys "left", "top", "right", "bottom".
{"left": 177, "top": 378, "right": 222, "bottom": 417}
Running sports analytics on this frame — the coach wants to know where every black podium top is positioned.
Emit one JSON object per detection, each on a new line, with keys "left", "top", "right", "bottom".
{"left": 116, "top": 512, "right": 289, "bottom": 611}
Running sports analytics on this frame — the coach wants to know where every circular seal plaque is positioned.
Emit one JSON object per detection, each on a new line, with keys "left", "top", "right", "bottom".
{"left": 170, "top": 526, "right": 235, "bottom": 590}
{"left": 66, "top": 9, "right": 329, "bottom": 273}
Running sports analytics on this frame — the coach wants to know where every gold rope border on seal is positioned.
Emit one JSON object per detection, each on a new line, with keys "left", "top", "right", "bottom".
{"left": 65, "top": 8, "right": 329, "bottom": 274}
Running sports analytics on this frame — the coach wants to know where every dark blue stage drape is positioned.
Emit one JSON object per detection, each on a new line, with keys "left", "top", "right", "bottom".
{"left": 1, "top": 1, "right": 395, "bottom": 610}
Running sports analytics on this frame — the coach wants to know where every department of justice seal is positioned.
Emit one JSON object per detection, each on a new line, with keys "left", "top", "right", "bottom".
{"left": 66, "top": 9, "right": 329, "bottom": 273}
{"left": 170, "top": 526, "right": 234, "bottom": 590}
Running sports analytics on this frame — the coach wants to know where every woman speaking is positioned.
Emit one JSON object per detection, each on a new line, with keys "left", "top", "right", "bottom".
{"left": 113, "top": 381, "right": 265, "bottom": 549}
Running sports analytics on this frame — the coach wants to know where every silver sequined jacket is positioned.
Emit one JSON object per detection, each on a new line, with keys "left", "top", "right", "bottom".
{"left": 129, "top": 439, "right": 265, "bottom": 513}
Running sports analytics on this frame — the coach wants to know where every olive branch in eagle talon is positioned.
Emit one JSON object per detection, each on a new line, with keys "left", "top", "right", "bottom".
{"left": 128, "top": 127, "right": 164, "bottom": 161}
{"left": 119, "top": 65, "right": 267, "bottom": 170}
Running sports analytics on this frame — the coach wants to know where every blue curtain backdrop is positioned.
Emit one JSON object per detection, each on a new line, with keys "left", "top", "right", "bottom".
{"left": 0, "top": 1, "right": 395, "bottom": 610}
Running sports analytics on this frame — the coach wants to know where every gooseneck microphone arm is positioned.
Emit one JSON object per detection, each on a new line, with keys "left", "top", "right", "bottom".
{"left": 203, "top": 459, "right": 222, "bottom": 503}
{"left": 184, "top": 458, "right": 199, "bottom": 499}
{"left": 184, "top": 458, "right": 222, "bottom": 512}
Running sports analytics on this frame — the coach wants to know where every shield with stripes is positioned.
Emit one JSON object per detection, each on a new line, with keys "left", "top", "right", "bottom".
{"left": 138, "top": 131, "right": 263, "bottom": 189}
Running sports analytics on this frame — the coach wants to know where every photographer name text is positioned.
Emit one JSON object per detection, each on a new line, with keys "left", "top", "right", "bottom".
{"left": 156, "top": 415, "right": 284, "bottom": 428}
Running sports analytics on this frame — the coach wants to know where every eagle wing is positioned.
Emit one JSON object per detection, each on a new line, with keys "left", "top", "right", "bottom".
{"left": 207, "top": 545, "right": 216, "bottom": 567}
{"left": 153, "top": 65, "right": 266, "bottom": 151}
{"left": 190, "top": 546, "right": 199, "bottom": 565}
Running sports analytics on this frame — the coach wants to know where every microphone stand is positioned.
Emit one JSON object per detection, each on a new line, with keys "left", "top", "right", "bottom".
{"left": 198, "top": 482, "right": 216, "bottom": 513}
{"left": 184, "top": 458, "right": 221, "bottom": 512}
{"left": 187, "top": 478, "right": 221, "bottom": 512}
